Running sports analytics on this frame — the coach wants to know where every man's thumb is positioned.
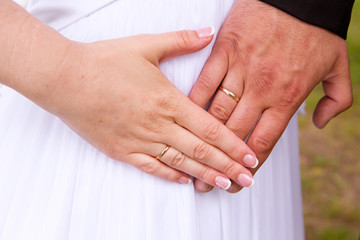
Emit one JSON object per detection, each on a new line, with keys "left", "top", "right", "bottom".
{"left": 147, "top": 26, "right": 215, "bottom": 63}
{"left": 313, "top": 75, "right": 353, "bottom": 129}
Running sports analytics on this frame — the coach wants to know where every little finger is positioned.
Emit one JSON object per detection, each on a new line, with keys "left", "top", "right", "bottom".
{"left": 126, "top": 153, "right": 192, "bottom": 185}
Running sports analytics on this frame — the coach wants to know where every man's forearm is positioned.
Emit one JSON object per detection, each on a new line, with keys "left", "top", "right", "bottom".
{"left": 259, "top": 0, "right": 355, "bottom": 39}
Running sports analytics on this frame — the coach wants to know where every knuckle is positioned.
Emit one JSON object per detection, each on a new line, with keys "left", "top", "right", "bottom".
{"left": 280, "top": 84, "right": 302, "bottom": 108}
{"left": 138, "top": 160, "right": 159, "bottom": 174}
{"left": 222, "top": 161, "right": 237, "bottom": 178}
{"left": 197, "top": 73, "right": 215, "bottom": 92}
{"left": 217, "top": 31, "right": 250, "bottom": 64}
{"left": 198, "top": 167, "right": 211, "bottom": 181}
{"left": 140, "top": 115, "right": 162, "bottom": 134}
{"left": 228, "top": 125, "right": 243, "bottom": 138}
{"left": 228, "top": 124, "right": 247, "bottom": 139}
{"left": 214, "top": 44, "right": 233, "bottom": 62}
{"left": 140, "top": 95, "right": 178, "bottom": 133}
{"left": 209, "top": 103, "right": 231, "bottom": 123}
{"left": 169, "top": 152, "right": 187, "bottom": 168}
{"left": 156, "top": 93, "right": 179, "bottom": 113}
{"left": 193, "top": 142, "right": 211, "bottom": 161}
{"left": 340, "top": 94, "right": 353, "bottom": 110}
{"left": 250, "top": 135, "right": 273, "bottom": 155}
{"left": 228, "top": 34, "right": 242, "bottom": 54}
{"left": 227, "top": 144, "right": 242, "bottom": 159}
{"left": 203, "top": 122, "right": 221, "bottom": 142}
{"left": 140, "top": 111, "right": 165, "bottom": 134}
{"left": 176, "top": 30, "right": 195, "bottom": 49}
{"left": 219, "top": 30, "right": 243, "bottom": 54}
{"left": 256, "top": 64, "right": 280, "bottom": 94}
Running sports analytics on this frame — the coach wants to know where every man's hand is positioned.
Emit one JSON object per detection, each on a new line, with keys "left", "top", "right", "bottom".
{"left": 189, "top": 0, "right": 352, "bottom": 193}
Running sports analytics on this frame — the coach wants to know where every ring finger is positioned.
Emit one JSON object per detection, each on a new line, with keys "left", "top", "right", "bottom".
{"left": 151, "top": 143, "right": 234, "bottom": 190}
{"left": 208, "top": 66, "right": 244, "bottom": 124}
{"left": 155, "top": 126, "right": 254, "bottom": 188}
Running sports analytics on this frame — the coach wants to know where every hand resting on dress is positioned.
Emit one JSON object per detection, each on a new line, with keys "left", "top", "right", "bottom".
{"left": 51, "top": 31, "right": 260, "bottom": 190}
{"left": 189, "top": 0, "right": 353, "bottom": 193}
{"left": 0, "top": 0, "right": 258, "bottom": 190}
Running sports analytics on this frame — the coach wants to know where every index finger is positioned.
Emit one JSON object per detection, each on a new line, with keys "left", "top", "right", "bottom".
{"left": 189, "top": 46, "right": 228, "bottom": 108}
{"left": 175, "top": 96, "right": 258, "bottom": 166}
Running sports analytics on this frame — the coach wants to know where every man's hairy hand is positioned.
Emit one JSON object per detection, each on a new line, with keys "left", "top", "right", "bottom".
{"left": 190, "top": 0, "right": 352, "bottom": 193}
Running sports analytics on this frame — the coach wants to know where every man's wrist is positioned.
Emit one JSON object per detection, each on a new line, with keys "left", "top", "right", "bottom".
{"left": 258, "top": 0, "right": 355, "bottom": 39}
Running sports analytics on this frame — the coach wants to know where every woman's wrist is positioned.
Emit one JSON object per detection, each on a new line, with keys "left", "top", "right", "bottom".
{"left": 0, "top": 0, "right": 76, "bottom": 110}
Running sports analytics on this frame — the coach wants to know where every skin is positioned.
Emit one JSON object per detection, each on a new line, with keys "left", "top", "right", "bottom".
{"left": 0, "top": 0, "right": 258, "bottom": 190}
{"left": 189, "top": 0, "right": 353, "bottom": 193}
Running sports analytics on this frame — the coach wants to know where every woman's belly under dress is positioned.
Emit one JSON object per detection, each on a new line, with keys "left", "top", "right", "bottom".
{"left": 0, "top": 0, "right": 304, "bottom": 239}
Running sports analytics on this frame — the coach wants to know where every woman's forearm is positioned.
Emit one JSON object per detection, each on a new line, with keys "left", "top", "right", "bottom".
{"left": 0, "top": 0, "right": 73, "bottom": 100}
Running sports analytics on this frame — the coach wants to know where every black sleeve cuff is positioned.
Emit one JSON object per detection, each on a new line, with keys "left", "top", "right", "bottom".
{"left": 258, "top": 0, "right": 355, "bottom": 39}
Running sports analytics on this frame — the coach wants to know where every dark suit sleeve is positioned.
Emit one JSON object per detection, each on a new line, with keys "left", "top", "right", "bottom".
{"left": 259, "top": 0, "right": 355, "bottom": 39}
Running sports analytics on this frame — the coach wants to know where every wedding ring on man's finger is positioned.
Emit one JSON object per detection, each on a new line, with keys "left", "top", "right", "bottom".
{"left": 156, "top": 145, "right": 171, "bottom": 160}
{"left": 219, "top": 86, "right": 240, "bottom": 102}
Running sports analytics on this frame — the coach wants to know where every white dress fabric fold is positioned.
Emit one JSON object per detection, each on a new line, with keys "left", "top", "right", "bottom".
{"left": 0, "top": 0, "right": 305, "bottom": 239}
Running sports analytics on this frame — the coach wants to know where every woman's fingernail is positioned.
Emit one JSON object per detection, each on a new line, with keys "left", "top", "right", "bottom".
{"left": 215, "top": 176, "right": 231, "bottom": 190}
{"left": 196, "top": 26, "right": 215, "bottom": 39}
{"left": 237, "top": 174, "right": 255, "bottom": 188}
{"left": 243, "top": 154, "right": 259, "bottom": 169}
{"left": 178, "top": 177, "right": 191, "bottom": 184}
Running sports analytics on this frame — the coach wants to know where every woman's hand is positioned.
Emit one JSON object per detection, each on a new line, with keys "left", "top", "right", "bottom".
{"left": 28, "top": 28, "right": 258, "bottom": 190}
{"left": 1, "top": 2, "right": 257, "bottom": 190}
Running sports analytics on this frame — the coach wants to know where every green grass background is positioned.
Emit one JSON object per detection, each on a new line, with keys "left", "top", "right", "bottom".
{"left": 299, "top": 1, "right": 360, "bottom": 239}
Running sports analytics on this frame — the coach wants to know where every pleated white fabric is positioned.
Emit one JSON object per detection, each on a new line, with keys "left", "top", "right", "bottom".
{"left": 0, "top": 0, "right": 305, "bottom": 239}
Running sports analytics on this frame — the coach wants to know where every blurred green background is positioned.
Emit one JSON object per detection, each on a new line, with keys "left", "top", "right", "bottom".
{"left": 299, "top": 1, "right": 360, "bottom": 239}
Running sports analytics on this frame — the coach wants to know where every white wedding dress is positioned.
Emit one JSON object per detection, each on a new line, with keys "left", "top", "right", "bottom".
{"left": 0, "top": 0, "right": 305, "bottom": 239}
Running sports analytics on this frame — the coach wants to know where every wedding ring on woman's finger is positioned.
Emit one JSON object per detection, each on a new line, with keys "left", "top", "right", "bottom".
{"left": 156, "top": 145, "right": 171, "bottom": 160}
{"left": 153, "top": 145, "right": 233, "bottom": 190}
{"left": 218, "top": 86, "right": 240, "bottom": 102}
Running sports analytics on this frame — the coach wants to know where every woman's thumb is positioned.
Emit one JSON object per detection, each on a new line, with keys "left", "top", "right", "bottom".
{"left": 146, "top": 26, "right": 215, "bottom": 63}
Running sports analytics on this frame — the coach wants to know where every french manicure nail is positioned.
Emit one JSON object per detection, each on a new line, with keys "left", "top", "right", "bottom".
{"left": 178, "top": 177, "right": 191, "bottom": 184}
{"left": 196, "top": 26, "right": 215, "bottom": 39}
{"left": 215, "top": 176, "right": 231, "bottom": 190}
{"left": 243, "top": 154, "right": 259, "bottom": 169}
{"left": 237, "top": 174, "right": 254, "bottom": 188}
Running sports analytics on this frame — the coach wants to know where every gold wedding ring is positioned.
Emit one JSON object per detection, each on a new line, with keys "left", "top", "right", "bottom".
{"left": 156, "top": 145, "right": 170, "bottom": 160}
{"left": 219, "top": 86, "right": 240, "bottom": 102}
